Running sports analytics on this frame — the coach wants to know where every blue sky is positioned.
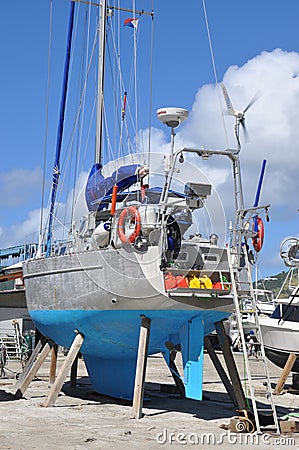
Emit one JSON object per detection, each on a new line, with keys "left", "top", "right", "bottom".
{"left": 0, "top": 0, "right": 298, "bottom": 278}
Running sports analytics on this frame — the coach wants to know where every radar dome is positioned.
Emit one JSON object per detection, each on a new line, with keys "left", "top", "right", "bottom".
{"left": 156, "top": 107, "right": 189, "bottom": 128}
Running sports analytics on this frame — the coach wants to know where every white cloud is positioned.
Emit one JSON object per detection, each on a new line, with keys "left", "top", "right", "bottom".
{"left": 180, "top": 49, "right": 299, "bottom": 211}
{"left": 0, "top": 167, "right": 43, "bottom": 207}
{"left": 0, "top": 208, "right": 47, "bottom": 249}
{"left": 178, "top": 48, "right": 299, "bottom": 273}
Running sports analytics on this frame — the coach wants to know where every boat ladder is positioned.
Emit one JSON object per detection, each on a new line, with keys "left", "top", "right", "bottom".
{"left": 0, "top": 334, "right": 20, "bottom": 361}
{"left": 0, "top": 321, "right": 24, "bottom": 362}
{"left": 227, "top": 244, "right": 280, "bottom": 434}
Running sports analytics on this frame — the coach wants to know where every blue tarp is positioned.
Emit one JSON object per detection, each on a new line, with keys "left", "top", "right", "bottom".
{"left": 85, "top": 163, "right": 141, "bottom": 211}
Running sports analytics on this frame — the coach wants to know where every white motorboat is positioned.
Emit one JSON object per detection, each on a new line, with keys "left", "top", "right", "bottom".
{"left": 260, "top": 237, "right": 299, "bottom": 372}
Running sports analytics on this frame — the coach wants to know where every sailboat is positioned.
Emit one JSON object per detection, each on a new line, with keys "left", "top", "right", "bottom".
{"left": 22, "top": 1, "right": 264, "bottom": 400}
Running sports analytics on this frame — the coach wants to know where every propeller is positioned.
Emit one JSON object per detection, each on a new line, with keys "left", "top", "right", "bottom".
{"left": 221, "top": 83, "right": 260, "bottom": 142}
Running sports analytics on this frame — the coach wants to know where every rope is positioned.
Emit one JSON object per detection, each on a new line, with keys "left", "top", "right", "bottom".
{"left": 201, "top": 0, "right": 229, "bottom": 148}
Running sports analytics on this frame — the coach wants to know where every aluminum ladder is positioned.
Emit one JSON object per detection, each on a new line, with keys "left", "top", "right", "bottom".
{"left": 0, "top": 320, "right": 23, "bottom": 361}
{"left": 227, "top": 244, "right": 280, "bottom": 434}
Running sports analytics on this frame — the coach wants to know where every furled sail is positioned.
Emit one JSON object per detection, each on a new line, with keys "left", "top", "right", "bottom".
{"left": 85, "top": 163, "right": 148, "bottom": 211}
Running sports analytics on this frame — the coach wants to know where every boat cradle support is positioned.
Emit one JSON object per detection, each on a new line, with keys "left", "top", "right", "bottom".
{"left": 131, "top": 315, "right": 151, "bottom": 419}
{"left": 14, "top": 330, "right": 84, "bottom": 406}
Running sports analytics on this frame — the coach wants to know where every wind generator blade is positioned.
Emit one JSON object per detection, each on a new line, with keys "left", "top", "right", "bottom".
{"left": 221, "top": 83, "right": 235, "bottom": 115}
{"left": 243, "top": 90, "right": 261, "bottom": 113}
{"left": 241, "top": 120, "right": 250, "bottom": 143}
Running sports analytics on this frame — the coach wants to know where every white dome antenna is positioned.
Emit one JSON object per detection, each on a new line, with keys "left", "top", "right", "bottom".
{"left": 156, "top": 107, "right": 189, "bottom": 128}
{"left": 157, "top": 108, "right": 188, "bottom": 205}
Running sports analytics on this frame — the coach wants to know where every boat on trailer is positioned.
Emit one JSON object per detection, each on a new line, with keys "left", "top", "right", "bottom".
{"left": 23, "top": 1, "right": 267, "bottom": 400}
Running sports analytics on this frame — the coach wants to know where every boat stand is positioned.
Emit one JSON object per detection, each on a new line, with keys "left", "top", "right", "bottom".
{"left": 48, "top": 342, "right": 79, "bottom": 388}
{"left": 14, "top": 331, "right": 84, "bottom": 407}
{"left": 49, "top": 343, "right": 59, "bottom": 384}
{"left": 14, "top": 337, "right": 52, "bottom": 399}
{"left": 204, "top": 334, "right": 239, "bottom": 407}
{"left": 213, "top": 321, "right": 247, "bottom": 409}
{"left": 273, "top": 353, "right": 297, "bottom": 395}
{"left": 131, "top": 316, "right": 151, "bottom": 419}
{"left": 41, "top": 331, "right": 84, "bottom": 407}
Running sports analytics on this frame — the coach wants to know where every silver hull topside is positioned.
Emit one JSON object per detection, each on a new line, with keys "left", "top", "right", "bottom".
{"left": 23, "top": 245, "right": 234, "bottom": 313}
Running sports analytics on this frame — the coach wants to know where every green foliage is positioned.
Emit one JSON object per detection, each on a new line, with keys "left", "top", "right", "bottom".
{"left": 257, "top": 269, "right": 298, "bottom": 298}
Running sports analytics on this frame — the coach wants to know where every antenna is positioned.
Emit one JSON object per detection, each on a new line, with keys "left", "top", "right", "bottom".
{"left": 156, "top": 107, "right": 189, "bottom": 205}
{"left": 156, "top": 107, "right": 189, "bottom": 129}
{"left": 157, "top": 107, "right": 188, "bottom": 158}
{"left": 221, "top": 83, "right": 260, "bottom": 146}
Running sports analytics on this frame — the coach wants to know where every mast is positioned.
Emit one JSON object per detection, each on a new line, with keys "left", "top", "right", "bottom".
{"left": 45, "top": 1, "right": 75, "bottom": 257}
{"left": 95, "top": 0, "right": 108, "bottom": 164}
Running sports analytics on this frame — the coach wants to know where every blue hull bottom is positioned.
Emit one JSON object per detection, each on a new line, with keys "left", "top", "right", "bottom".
{"left": 30, "top": 309, "right": 230, "bottom": 400}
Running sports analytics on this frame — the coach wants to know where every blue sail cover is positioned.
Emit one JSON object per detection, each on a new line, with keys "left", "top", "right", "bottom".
{"left": 85, "top": 163, "right": 142, "bottom": 211}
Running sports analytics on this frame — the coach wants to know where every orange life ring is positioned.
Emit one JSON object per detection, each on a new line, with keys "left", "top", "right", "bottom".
{"left": 252, "top": 216, "right": 264, "bottom": 252}
{"left": 117, "top": 206, "right": 141, "bottom": 244}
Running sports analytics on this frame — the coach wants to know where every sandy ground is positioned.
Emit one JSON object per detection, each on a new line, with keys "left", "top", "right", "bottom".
{"left": 0, "top": 351, "right": 298, "bottom": 450}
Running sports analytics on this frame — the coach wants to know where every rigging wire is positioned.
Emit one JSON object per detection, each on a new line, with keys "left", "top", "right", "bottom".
{"left": 75, "top": 1, "right": 94, "bottom": 201}
{"left": 116, "top": 0, "right": 122, "bottom": 168}
{"left": 105, "top": 20, "right": 125, "bottom": 163}
{"left": 99, "top": 4, "right": 154, "bottom": 171}
{"left": 39, "top": 0, "right": 53, "bottom": 245}
{"left": 105, "top": 13, "right": 136, "bottom": 163}
{"left": 132, "top": 0, "right": 138, "bottom": 158}
{"left": 127, "top": 18, "right": 140, "bottom": 157}
{"left": 80, "top": 10, "right": 103, "bottom": 169}
{"left": 201, "top": 0, "right": 229, "bottom": 148}
{"left": 55, "top": 3, "right": 96, "bottom": 230}
{"left": 147, "top": 2, "right": 154, "bottom": 174}
{"left": 59, "top": 9, "right": 97, "bottom": 180}
{"left": 63, "top": 4, "right": 82, "bottom": 231}
{"left": 54, "top": 3, "right": 82, "bottom": 237}
{"left": 45, "top": 2, "right": 155, "bottom": 238}
{"left": 118, "top": 20, "right": 138, "bottom": 161}
{"left": 70, "top": 7, "right": 90, "bottom": 224}
{"left": 45, "top": 0, "right": 75, "bottom": 256}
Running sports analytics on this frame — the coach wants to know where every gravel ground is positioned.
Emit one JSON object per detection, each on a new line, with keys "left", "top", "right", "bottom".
{"left": 0, "top": 351, "right": 298, "bottom": 449}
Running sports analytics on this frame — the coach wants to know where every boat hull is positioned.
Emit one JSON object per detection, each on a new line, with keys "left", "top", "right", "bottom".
{"left": 30, "top": 308, "right": 229, "bottom": 398}
{"left": 23, "top": 248, "right": 234, "bottom": 399}
{"left": 259, "top": 315, "right": 299, "bottom": 373}
{"left": 264, "top": 347, "right": 299, "bottom": 373}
